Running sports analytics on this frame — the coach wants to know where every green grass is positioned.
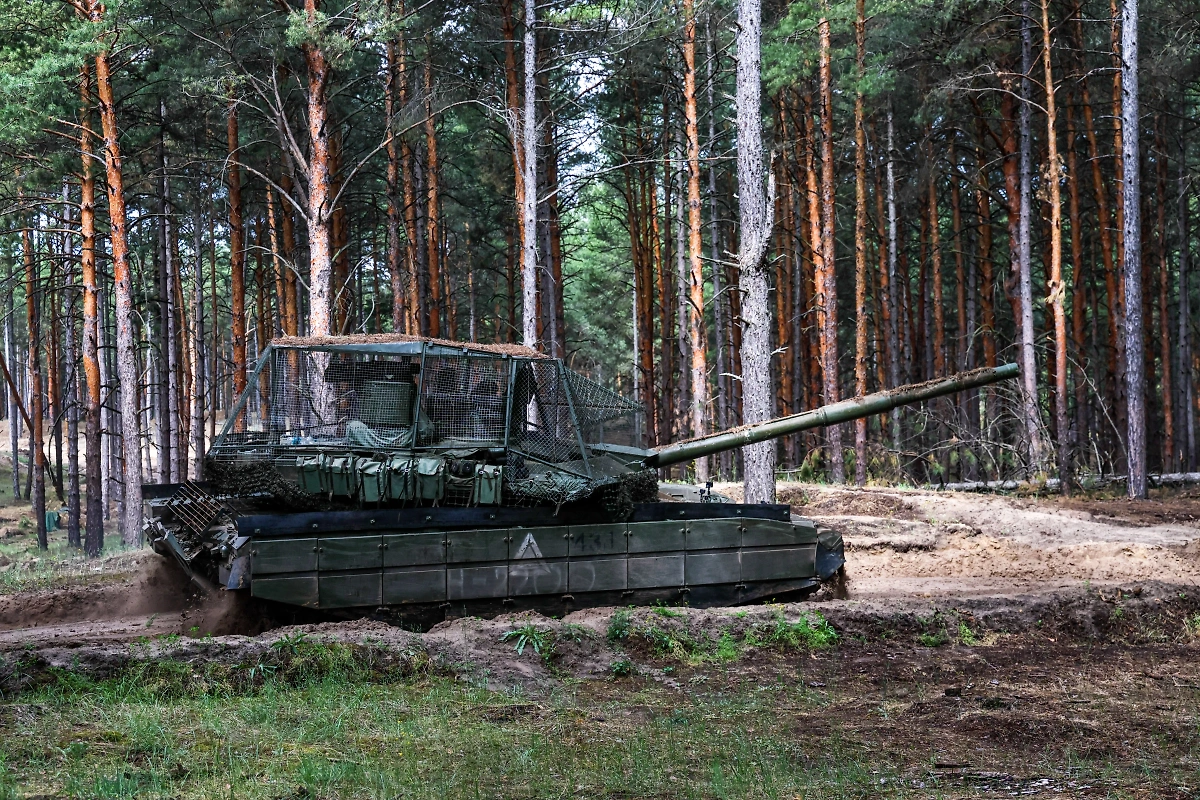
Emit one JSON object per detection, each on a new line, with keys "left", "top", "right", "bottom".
{"left": 0, "top": 670, "right": 903, "bottom": 799}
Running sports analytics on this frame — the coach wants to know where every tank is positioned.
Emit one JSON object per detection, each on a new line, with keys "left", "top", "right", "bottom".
{"left": 143, "top": 334, "right": 1018, "bottom": 622}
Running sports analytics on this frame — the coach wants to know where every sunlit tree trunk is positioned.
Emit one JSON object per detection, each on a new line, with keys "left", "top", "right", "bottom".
{"left": 737, "top": 0, "right": 775, "bottom": 502}
{"left": 22, "top": 216, "right": 46, "bottom": 551}
{"left": 78, "top": 62, "right": 104, "bottom": 555}
{"left": 424, "top": 44, "right": 442, "bottom": 338}
{"left": 1018, "top": 0, "right": 1047, "bottom": 474}
{"left": 91, "top": 10, "right": 142, "bottom": 545}
{"left": 1120, "top": 0, "right": 1145, "bottom": 498}
{"left": 1041, "top": 0, "right": 1070, "bottom": 491}
{"left": 817, "top": 10, "right": 842, "bottom": 483}
{"left": 521, "top": 0, "right": 539, "bottom": 349}
{"left": 303, "top": 0, "right": 335, "bottom": 339}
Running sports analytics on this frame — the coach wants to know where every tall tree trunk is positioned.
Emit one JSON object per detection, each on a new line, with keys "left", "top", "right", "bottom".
{"left": 706, "top": 15, "right": 729, "bottom": 478}
{"left": 225, "top": 93, "right": 246, "bottom": 414}
{"left": 1019, "top": 0, "right": 1047, "bottom": 474}
{"left": 974, "top": 121, "right": 997, "bottom": 374}
{"left": 23, "top": 216, "right": 47, "bottom": 550}
{"left": 1073, "top": 5, "right": 1120, "bottom": 442}
{"left": 91, "top": 16, "right": 142, "bottom": 545}
{"left": 424, "top": 44, "right": 442, "bottom": 338}
{"left": 501, "top": 0, "right": 524, "bottom": 344}
{"left": 64, "top": 189, "right": 81, "bottom": 549}
{"left": 886, "top": 106, "right": 902, "bottom": 445}
{"left": 737, "top": 0, "right": 775, "bottom": 502}
{"left": 277, "top": 163, "right": 300, "bottom": 337}
{"left": 1178, "top": 149, "right": 1194, "bottom": 470}
{"left": 267, "top": 186, "right": 288, "bottom": 336}
{"left": 521, "top": 0, "right": 539, "bottom": 348}
{"left": 191, "top": 180, "right": 206, "bottom": 480}
{"left": 1042, "top": 0, "right": 1070, "bottom": 490}
{"left": 1120, "top": 0, "right": 1145, "bottom": 498}
{"left": 80, "top": 63, "right": 103, "bottom": 554}
{"left": 817, "top": 12, "right": 842, "bottom": 483}
{"left": 544, "top": 116, "right": 565, "bottom": 358}
{"left": 303, "top": 0, "right": 335, "bottom": 339}
{"left": 6, "top": 255, "right": 19, "bottom": 502}
{"left": 852, "top": 0, "right": 868, "bottom": 485}
{"left": 153, "top": 113, "right": 171, "bottom": 483}
{"left": 385, "top": 29, "right": 405, "bottom": 331}
{"left": 1154, "top": 123, "right": 1174, "bottom": 470}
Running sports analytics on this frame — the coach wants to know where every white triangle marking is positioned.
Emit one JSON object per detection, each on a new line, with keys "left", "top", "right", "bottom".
{"left": 514, "top": 532, "right": 543, "bottom": 560}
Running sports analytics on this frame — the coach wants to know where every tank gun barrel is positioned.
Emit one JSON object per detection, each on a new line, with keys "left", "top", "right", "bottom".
{"left": 645, "top": 363, "right": 1020, "bottom": 469}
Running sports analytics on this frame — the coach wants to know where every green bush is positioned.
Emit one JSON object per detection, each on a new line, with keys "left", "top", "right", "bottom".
{"left": 606, "top": 609, "right": 632, "bottom": 642}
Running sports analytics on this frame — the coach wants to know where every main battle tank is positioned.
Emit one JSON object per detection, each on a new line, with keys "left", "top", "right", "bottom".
{"left": 144, "top": 334, "right": 1018, "bottom": 622}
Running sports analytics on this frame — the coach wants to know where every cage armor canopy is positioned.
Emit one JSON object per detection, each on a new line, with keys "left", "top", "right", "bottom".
{"left": 146, "top": 334, "right": 1018, "bottom": 620}
{"left": 207, "top": 334, "right": 1019, "bottom": 513}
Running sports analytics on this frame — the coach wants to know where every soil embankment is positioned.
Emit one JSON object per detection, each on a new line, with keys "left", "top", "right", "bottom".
{"left": 3, "top": 483, "right": 1200, "bottom": 689}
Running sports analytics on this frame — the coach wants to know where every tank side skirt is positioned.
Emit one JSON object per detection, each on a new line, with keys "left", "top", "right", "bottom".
{"left": 247, "top": 513, "right": 822, "bottom": 611}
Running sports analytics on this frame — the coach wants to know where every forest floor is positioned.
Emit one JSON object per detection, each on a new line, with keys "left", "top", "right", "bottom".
{"left": 0, "top": 479, "right": 1199, "bottom": 797}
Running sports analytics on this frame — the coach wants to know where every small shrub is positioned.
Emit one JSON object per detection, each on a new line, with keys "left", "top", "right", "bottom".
{"left": 500, "top": 624, "right": 553, "bottom": 658}
{"left": 610, "top": 657, "right": 633, "bottom": 677}
{"left": 715, "top": 631, "right": 740, "bottom": 662}
{"left": 918, "top": 630, "right": 950, "bottom": 648}
{"left": 607, "top": 609, "right": 632, "bottom": 642}
{"left": 957, "top": 622, "right": 979, "bottom": 646}
{"left": 651, "top": 604, "right": 684, "bottom": 618}
{"left": 271, "top": 632, "right": 311, "bottom": 654}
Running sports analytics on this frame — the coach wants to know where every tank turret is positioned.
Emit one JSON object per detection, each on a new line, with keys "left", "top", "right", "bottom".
{"left": 145, "top": 335, "right": 1018, "bottom": 620}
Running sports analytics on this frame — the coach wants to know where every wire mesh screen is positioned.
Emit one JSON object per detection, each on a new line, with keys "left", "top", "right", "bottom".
{"left": 417, "top": 354, "right": 512, "bottom": 446}
{"left": 206, "top": 340, "right": 650, "bottom": 510}
{"left": 566, "top": 370, "right": 644, "bottom": 450}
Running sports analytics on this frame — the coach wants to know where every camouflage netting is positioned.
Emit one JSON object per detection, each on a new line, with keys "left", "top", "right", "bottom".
{"left": 204, "top": 337, "right": 647, "bottom": 514}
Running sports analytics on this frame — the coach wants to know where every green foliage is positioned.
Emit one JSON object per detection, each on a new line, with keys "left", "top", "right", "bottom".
{"left": 609, "top": 656, "right": 633, "bottom": 677}
{"left": 500, "top": 624, "right": 553, "bottom": 658}
{"left": 607, "top": 609, "right": 632, "bottom": 642}
{"left": 957, "top": 622, "right": 979, "bottom": 647}
{"left": 918, "top": 630, "right": 950, "bottom": 648}
{"left": 748, "top": 609, "right": 839, "bottom": 650}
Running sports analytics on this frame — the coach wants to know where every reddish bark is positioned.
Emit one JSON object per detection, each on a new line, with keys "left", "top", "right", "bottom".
{"left": 79, "top": 62, "right": 104, "bottom": 556}
{"left": 227, "top": 91, "right": 247, "bottom": 415}
{"left": 91, "top": 2, "right": 142, "bottom": 545}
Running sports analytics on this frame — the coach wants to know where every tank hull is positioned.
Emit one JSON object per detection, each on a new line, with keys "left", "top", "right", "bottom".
{"left": 147, "top": 495, "right": 844, "bottom": 620}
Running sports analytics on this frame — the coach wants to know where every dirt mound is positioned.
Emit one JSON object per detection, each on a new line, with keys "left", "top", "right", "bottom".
{"left": 0, "top": 552, "right": 193, "bottom": 631}
{"left": 0, "top": 552, "right": 292, "bottom": 646}
{"left": 8, "top": 581, "right": 1196, "bottom": 696}
{"left": 782, "top": 486, "right": 921, "bottom": 519}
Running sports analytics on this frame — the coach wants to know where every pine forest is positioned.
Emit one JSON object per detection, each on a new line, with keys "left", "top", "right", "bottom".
{"left": 0, "top": 0, "right": 1197, "bottom": 551}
